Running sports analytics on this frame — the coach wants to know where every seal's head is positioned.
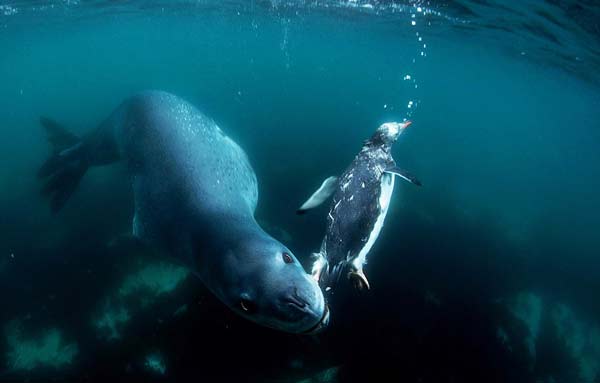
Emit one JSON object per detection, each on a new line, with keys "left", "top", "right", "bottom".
{"left": 366, "top": 121, "right": 412, "bottom": 147}
{"left": 218, "top": 234, "right": 328, "bottom": 334}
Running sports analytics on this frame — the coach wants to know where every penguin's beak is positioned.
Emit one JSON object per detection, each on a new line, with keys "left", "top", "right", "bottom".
{"left": 378, "top": 121, "right": 410, "bottom": 141}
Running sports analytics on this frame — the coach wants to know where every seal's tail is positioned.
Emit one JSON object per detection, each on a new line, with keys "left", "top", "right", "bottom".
{"left": 38, "top": 117, "right": 88, "bottom": 213}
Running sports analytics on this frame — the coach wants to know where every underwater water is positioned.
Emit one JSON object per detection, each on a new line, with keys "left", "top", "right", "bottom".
{"left": 1, "top": 0, "right": 600, "bottom": 381}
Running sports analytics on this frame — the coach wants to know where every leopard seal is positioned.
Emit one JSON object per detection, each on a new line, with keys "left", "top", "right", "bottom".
{"left": 38, "top": 91, "right": 328, "bottom": 334}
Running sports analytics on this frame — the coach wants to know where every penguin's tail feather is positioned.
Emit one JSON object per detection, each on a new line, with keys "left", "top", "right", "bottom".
{"left": 327, "top": 262, "right": 346, "bottom": 289}
{"left": 311, "top": 252, "right": 329, "bottom": 284}
{"left": 38, "top": 117, "right": 88, "bottom": 213}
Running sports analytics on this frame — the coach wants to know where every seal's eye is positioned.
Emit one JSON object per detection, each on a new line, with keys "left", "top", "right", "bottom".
{"left": 282, "top": 252, "right": 293, "bottom": 264}
{"left": 240, "top": 298, "right": 256, "bottom": 313}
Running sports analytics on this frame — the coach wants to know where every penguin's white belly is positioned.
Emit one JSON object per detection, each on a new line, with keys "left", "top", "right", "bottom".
{"left": 351, "top": 173, "right": 395, "bottom": 269}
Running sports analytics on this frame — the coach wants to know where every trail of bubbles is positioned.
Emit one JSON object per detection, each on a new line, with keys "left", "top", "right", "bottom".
{"left": 402, "top": 2, "right": 429, "bottom": 120}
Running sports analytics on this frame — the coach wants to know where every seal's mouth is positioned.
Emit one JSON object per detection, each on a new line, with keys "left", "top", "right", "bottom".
{"left": 301, "top": 305, "right": 330, "bottom": 335}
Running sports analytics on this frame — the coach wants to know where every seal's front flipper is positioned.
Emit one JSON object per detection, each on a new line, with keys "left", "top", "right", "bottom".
{"left": 38, "top": 117, "right": 89, "bottom": 213}
{"left": 297, "top": 176, "right": 339, "bottom": 215}
{"left": 108, "top": 233, "right": 141, "bottom": 250}
{"left": 107, "top": 234, "right": 151, "bottom": 257}
{"left": 385, "top": 166, "right": 422, "bottom": 186}
{"left": 348, "top": 268, "right": 370, "bottom": 291}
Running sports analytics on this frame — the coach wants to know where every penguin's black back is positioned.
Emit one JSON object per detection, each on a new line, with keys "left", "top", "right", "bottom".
{"left": 323, "top": 147, "right": 393, "bottom": 268}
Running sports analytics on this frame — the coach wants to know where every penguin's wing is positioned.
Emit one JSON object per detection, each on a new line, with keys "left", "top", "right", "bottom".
{"left": 385, "top": 166, "right": 422, "bottom": 186}
{"left": 296, "top": 176, "right": 339, "bottom": 214}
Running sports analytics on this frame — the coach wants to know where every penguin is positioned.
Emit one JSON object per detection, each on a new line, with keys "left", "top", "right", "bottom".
{"left": 297, "top": 121, "right": 420, "bottom": 291}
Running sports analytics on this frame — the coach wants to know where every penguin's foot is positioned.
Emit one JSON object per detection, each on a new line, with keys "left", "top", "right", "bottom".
{"left": 348, "top": 268, "right": 370, "bottom": 291}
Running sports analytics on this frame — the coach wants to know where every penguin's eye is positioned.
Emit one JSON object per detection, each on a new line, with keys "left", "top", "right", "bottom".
{"left": 240, "top": 298, "right": 256, "bottom": 313}
{"left": 282, "top": 252, "right": 294, "bottom": 264}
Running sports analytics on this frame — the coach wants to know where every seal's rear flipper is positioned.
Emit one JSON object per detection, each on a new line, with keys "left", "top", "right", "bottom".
{"left": 385, "top": 166, "right": 422, "bottom": 186}
{"left": 38, "top": 117, "right": 88, "bottom": 213}
{"left": 40, "top": 117, "right": 80, "bottom": 153}
{"left": 297, "top": 176, "right": 338, "bottom": 214}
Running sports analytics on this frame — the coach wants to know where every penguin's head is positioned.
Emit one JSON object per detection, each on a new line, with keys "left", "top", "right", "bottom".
{"left": 366, "top": 121, "right": 412, "bottom": 147}
{"left": 380, "top": 121, "right": 411, "bottom": 142}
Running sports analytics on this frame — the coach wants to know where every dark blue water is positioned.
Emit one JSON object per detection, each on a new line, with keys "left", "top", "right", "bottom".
{"left": 1, "top": 1, "right": 599, "bottom": 382}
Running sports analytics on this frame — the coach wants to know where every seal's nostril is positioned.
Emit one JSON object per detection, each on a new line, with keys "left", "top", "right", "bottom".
{"left": 284, "top": 294, "right": 308, "bottom": 309}
{"left": 294, "top": 289, "right": 311, "bottom": 307}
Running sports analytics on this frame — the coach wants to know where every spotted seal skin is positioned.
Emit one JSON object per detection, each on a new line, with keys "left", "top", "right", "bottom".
{"left": 38, "top": 91, "right": 328, "bottom": 334}
{"left": 297, "top": 122, "right": 420, "bottom": 291}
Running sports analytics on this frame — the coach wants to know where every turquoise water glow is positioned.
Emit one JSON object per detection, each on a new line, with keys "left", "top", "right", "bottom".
{"left": 1, "top": 1, "right": 599, "bottom": 381}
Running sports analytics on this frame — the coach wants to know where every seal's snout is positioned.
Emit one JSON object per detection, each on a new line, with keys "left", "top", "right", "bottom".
{"left": 283, "top": 288, "right": 309, "bottom": 310}
{"left": 234, "top": 241, "right": 328, "bottom": 334}
{"left": 276, "top": 275, "right": 328, "bottom": 334}
{"left": 302, "top": 305, "right": 330, "bottom": 335}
